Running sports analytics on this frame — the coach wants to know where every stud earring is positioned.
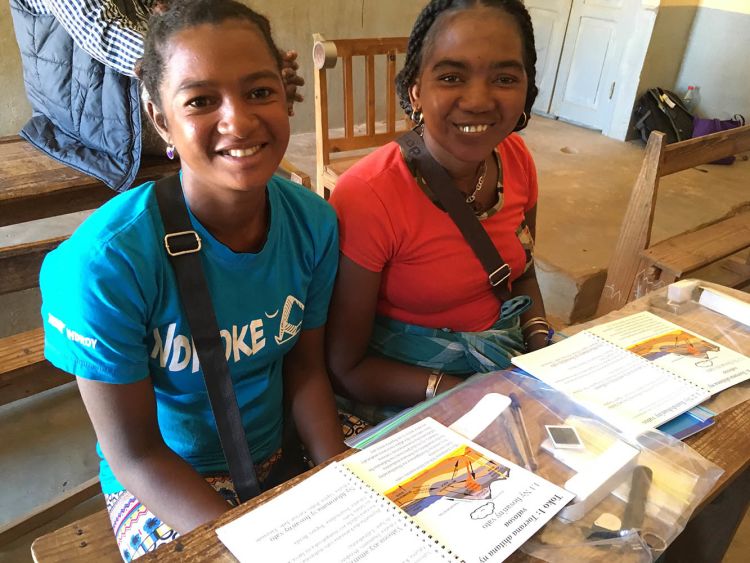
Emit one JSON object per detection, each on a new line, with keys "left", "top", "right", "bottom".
{"left": 517, "top": 111, "right": 528, "bottom": 129}
{"left": 166, "top": 144, "right": 176, "bottom": 160}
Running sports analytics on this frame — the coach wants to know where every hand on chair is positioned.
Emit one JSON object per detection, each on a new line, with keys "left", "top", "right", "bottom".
{"left": 280, "top": 50, "right": 305, "bottom": 116}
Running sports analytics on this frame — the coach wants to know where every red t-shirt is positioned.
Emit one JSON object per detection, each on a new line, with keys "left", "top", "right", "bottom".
{"left": 330, "top": 134, "right": 538, "bottom": 332}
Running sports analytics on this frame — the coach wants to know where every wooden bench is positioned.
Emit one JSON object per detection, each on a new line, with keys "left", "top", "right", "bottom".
{"left": 29, "top": 505, "right": 120, "bottom": 563}
{"left": 0, "top": 135, "right": 178, "bottom": 406}
{"left": 640, "top": 206, "right": 750, "bottom": 287}
{"left": 0, "top": 135, "right": 180, "bottom": 227}
{"left": 597, "top": 124, "right": 750, "bottom": 316}
{"left": 0, "top": 328, "right": 73, "bottom": 408}
{"left": 1, "top": 236, "right": 68, "bottom": 296}
{"left": 0, "top": 478, "right": 103, "bottom": 555}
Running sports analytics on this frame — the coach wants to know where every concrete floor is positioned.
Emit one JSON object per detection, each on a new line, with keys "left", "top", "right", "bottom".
{"left": 1, "top": 115, "right": 748, "bottom": 561}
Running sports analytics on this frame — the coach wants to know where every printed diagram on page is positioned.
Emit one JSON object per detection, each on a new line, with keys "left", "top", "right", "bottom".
{"left": 384, "top": 445, "right": 512, "bottom": 518}
{"left": 627, "top": 330, "right": 720, "bottom": 368}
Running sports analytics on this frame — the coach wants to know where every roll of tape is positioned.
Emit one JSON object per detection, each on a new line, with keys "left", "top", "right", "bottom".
{"left": 313, "top": 40, "right": 338, "bottom": 69}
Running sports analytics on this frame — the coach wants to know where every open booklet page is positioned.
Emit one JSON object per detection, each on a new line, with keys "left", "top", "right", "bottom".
{"left": 511, "top": 330, "right": 709, "bottom": 431}
{"left": 343, "top": 417, "right": 573, "bottom": 562}
{"left": 216, "top": 462, "right": 449, "bottom": 563}
{"left": 587, "top": 311, "right": 750, "bottom": 394}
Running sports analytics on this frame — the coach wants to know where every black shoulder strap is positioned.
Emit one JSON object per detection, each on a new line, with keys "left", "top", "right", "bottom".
{"left": 154, "top": 175, "right": 261, "bottom": 503}
{"left": 396, "top": 131, "right": 512, "bottom": 301}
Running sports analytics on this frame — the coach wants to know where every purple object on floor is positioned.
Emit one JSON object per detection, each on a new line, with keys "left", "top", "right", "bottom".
{"left": 692, "top": 114, "right": 746, "bottom": 164}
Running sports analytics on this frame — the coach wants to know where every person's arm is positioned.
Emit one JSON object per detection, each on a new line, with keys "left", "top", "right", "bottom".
{"left": 512, "top": 205, "right": 550, "bottom": 351}
{"left": 282, "top": 327, "right": 346, "bottom": 464}
{"left": 40, "top": 0, "right": 148, "bottom": 76}
{"left": 326, "top": 256, "right": 464, "bottom": 407}
{"left": 76, "top": 377, "right": 231, "bottom": 534}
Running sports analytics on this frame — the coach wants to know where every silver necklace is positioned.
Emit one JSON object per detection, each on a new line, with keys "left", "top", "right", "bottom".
{"left": 465, "top": 160, "right": 487, "bottom": 204}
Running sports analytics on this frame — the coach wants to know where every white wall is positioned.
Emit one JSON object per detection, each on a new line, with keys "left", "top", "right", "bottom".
{"left": 0, "top": 1, "right": 33, "bottom": 137}
{"left": 675, "top": 1, "right": 750, "bottom": 118}
{"left": 629, "top": 0, "right": 748, "bottom": 136}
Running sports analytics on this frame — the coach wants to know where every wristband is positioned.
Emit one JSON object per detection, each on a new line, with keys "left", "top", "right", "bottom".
{"left": 426, "top": 369, "right": 444, "bottom": 400}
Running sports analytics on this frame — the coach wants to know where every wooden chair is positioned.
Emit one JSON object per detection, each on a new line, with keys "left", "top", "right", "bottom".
{"left": 278, "top": 157, "right": 313, "bottom": 190}
{"left": 597, "top": 125, "right": 750, "bottom": 316}
{"left": 312, "top": 34, "right": 410, "bottom": 199}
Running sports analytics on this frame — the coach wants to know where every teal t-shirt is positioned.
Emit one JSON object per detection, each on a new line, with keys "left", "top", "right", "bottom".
{"left": 40, "top": 175, "right": 338, "bottom": 494}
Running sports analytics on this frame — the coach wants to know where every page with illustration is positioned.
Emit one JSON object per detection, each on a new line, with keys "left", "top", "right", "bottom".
{"left": 216, "top": 462, "right": 449, "bottom": 563}
{"left": 343, "top": 417, "right": 573, "bottom": 563}
{"left": 588, "top": 311, "right": 750, "bottom": 394}
{"left": 511, "top": 331, "right": 709, "bottom": 430}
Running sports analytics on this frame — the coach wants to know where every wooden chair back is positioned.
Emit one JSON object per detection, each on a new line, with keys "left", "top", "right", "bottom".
{"left": 312, "top": 34, "right": 409, "bottom": 198}
{"left": 597, "top": 124, "right": 750, "bottom": 316}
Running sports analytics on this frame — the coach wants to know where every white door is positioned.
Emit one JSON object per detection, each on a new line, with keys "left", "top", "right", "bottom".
{"left": 549, "top": 0, "right": 639, "bottom": 130}
{"left": 525, "top": 0, "right": 573, "bottom": 115}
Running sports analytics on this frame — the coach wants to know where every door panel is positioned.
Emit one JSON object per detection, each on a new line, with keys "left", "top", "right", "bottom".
{"left": 550, "top": 0, "right": 638, "bottom": 130}
{"left": 526, "top": 0, "right": 573, "bottom": 114}
{"left": 562, "top": 17, "right": 613, "bottom": 108}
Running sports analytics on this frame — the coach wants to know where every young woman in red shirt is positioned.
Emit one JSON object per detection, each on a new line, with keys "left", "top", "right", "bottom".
{"left": 327, "top": 0, "right": 551, "bottom": 422}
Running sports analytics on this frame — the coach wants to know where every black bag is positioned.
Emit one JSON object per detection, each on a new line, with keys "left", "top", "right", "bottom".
{"left": 633, "top": 88, "right": 694, "bottom": 144}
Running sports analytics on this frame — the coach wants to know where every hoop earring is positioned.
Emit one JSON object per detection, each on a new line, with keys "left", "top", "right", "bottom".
{"left": 517, "top": 111, "right": 528, "bottom": 129}
{"left": 166, "top": 144, "right": 176, "bottom": 160}
{"left": 410, "top": 108, "right": 424, "bottom": 126}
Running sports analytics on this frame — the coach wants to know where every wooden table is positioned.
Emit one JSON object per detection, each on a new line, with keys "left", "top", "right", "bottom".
{"left": 0, "top": 135, "right": 179, "bottom": 226}
{"left": 130, "top": 401, "right": 750, "bottom": 562}
{"left": 31, "top": 283, "right": 750, "bottom": 562}
{"left": 136, "top": 283, "right": 750, "bottom": 562}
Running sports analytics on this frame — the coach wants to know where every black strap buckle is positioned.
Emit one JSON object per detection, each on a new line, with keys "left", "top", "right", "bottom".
{"left": 164, "top": 230, "right": 202, "bottom": 256}
{"left": 489, "top": 264, "right": 511, "bottom": 287}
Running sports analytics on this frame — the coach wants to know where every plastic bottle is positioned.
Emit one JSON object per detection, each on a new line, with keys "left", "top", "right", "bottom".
{"left": 682, "top": 85, "right": 697, "bottom": 112}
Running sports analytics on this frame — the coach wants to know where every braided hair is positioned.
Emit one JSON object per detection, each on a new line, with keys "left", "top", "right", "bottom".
{"left": 396, "top": 0, "right": 538, "bottom": 131}
{"left": 137, "top": 0, "right": 282, "bottom": 109}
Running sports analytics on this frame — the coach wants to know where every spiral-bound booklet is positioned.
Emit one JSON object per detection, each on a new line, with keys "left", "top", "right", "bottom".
{"left": 512, "top": 311, "right": 750, "bottom": 432}
{"left": 217, "top": 418, "right": 573, "bottom": 562}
